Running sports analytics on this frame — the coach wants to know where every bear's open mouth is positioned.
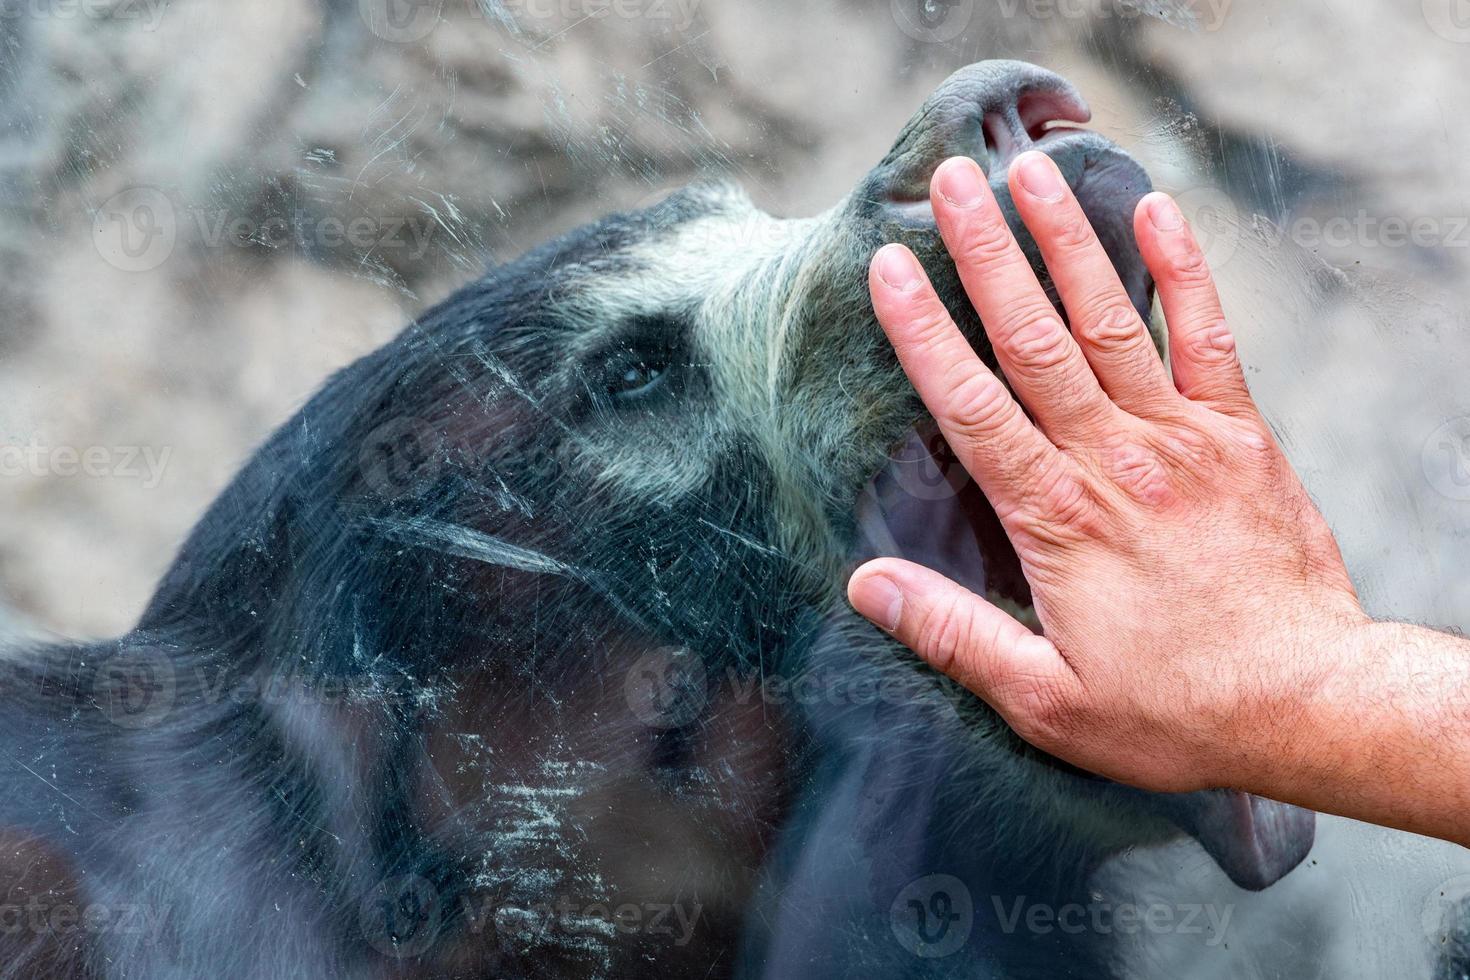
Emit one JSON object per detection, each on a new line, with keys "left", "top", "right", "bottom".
{"left": 856, "top": 425, "right": 1033, "bottom": 630}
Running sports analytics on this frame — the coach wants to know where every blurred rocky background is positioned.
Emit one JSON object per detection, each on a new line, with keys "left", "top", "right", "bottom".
{"left": 2, "top": 0, "right": 1469, "bottom": 975}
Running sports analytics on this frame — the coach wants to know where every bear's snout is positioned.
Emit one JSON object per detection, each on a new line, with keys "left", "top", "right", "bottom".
{"left": 860, "top": 60, "right": 1157, "bottom": 327}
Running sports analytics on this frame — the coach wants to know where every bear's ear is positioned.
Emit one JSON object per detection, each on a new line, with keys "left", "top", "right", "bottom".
{"left": 0, "top": 829, "right": 93, "bottom": 978}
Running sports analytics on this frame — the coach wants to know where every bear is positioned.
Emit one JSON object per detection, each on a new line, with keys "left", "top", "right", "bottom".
{"left": 0, "top": 61, "right": 1311, "bottom": 978}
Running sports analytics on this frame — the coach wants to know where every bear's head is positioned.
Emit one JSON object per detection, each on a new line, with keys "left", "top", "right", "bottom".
{"left": 137, "top": 64, "right": 1311, "bottom": 965}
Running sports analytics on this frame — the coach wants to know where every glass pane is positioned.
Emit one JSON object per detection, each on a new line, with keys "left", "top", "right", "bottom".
{"left": 1, "top": 1, "right": 1466, "bottom": 976}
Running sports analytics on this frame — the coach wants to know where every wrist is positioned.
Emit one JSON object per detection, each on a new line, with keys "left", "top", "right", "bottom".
{"left": 1256, "top": 612, "right": 1470, "bottom": 840}
{"left": 1214, "top": 596, "right": 1371, "bottom": 800}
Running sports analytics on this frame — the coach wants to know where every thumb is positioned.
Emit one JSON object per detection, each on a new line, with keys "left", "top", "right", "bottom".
{"left": 847, "top": 558, "right": 1081, "bottom": 745}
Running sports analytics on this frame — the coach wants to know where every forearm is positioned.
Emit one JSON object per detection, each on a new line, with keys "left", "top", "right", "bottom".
{"left": 1251, "top": 618, "right": 1470, "bottom": 845}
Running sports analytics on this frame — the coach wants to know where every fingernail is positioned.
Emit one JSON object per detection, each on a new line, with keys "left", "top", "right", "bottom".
{"left": 1014, "top": 151, "right": 1065, "bottom": 203}
{"left": 874, "top": 243, "right": 922, "bottom": 291}
{"left": 850, "top": 575, "right": 903, "bottom": 632}
{"left": 935, "top": 156, "right": 985, "bottom": 208}
{"left": 1147, "top": 194, "right": 1184, "bottom": 231}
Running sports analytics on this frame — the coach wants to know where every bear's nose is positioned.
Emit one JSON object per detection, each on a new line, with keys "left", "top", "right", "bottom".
{"left": 875, "top": 60, "right": 1093, "bottom": 204}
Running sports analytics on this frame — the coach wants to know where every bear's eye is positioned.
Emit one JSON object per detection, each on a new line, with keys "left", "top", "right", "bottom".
{"left": 586, "top": 315, "right": 687, "bottom": 408}
{"left": 605, "top": 358, "right": 667, "bottom": 400}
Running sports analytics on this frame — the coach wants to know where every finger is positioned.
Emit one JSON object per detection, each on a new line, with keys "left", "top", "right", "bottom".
{"left": 1134, "top": 193, "right": 1258, "bottom": 417}
{"left": 869, "top": 243, "right": 1068, "bottom": 512}
{"left": 929, "top": 155, "right": 1115, "bottom": 446}
{"left": 847, "top": 557, "right": 1081, "bottom": 749}
{"left": 1009, "top": 152, "right": 1173, "bottom": 416}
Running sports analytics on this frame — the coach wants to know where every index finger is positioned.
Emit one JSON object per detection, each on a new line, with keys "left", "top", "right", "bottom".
{"left": 868, "top": 242, "right": 1071, "bottom": 514}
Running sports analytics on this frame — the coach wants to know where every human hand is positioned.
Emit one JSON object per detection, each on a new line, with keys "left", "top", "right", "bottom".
{"left": 847, "top": 151, "right": 1370, "bottom": 799}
